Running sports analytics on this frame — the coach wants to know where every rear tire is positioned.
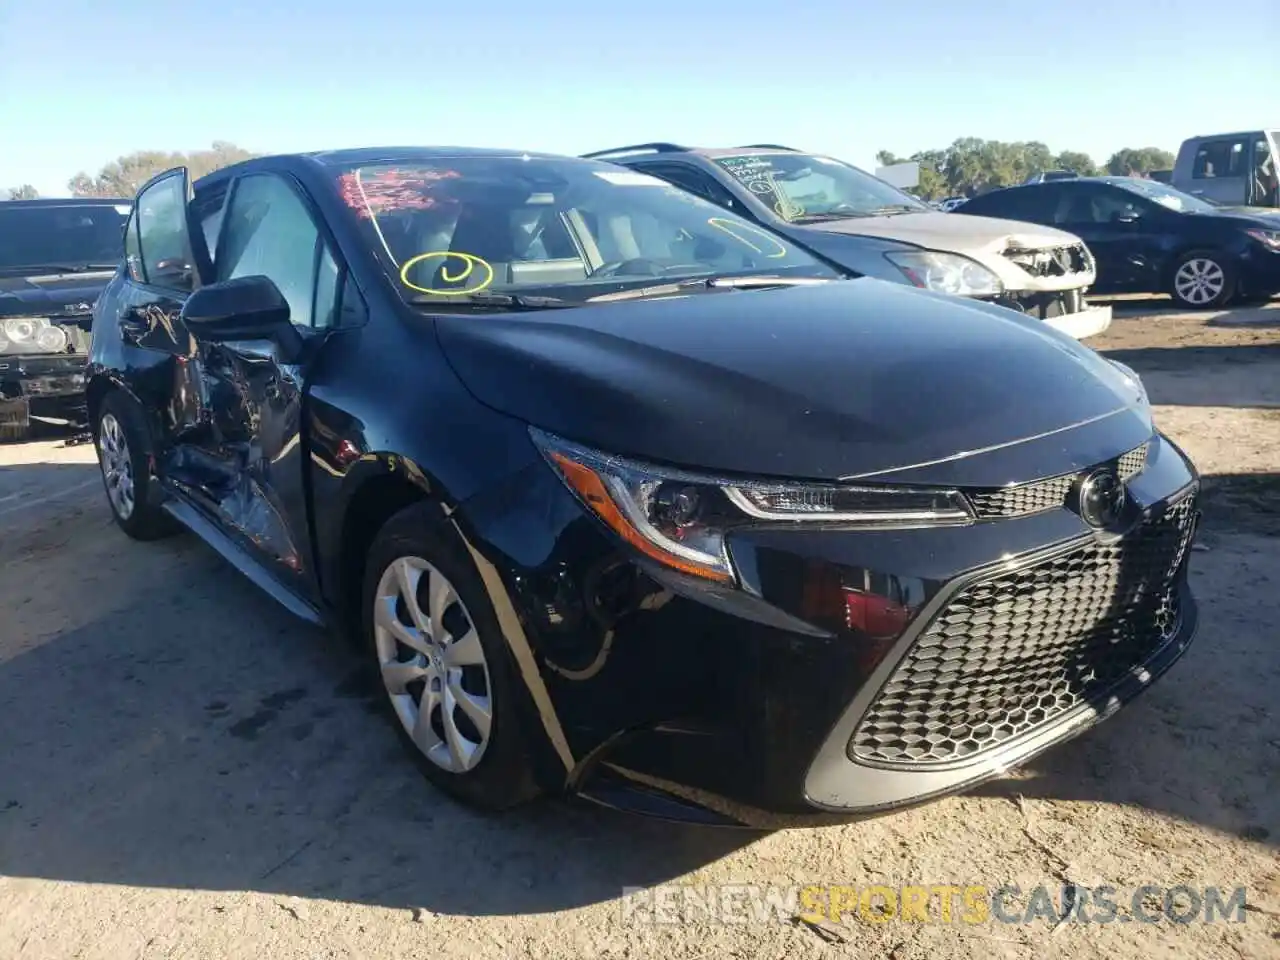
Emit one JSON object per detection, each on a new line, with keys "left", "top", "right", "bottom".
{"left": 1169, "top": 250, "right": 1235, "bottom": 309}
{"left": 94, "top": 390, "right": 178, "bottom": 540}
{"left": 361, "top": 501, "right": 541, "bottom": 811}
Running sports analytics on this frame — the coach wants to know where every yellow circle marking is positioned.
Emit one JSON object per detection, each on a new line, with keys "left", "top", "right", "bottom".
{"left": 399, "top": 251, "right": 495, "bottom": 296}
{"left": 707, "top": 218, "right": 789, "bottom": 259}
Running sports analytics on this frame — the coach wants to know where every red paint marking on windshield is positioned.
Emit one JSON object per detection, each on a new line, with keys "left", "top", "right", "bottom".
{"left": 337, "top": 168, "right": 462, "bottom": 218}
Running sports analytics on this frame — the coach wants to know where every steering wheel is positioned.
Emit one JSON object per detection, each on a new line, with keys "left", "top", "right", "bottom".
{"left": 586, "top": 258, "right": 666, "bottom": 279}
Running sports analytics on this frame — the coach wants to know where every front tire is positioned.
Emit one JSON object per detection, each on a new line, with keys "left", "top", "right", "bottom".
{"left": 94, "top": 390, "right": 177, "bottom": 540}
{"left": 1169, "top": 251, "right": 1235, "bottom": 309}
{"left": 362, "top": 502, "right": 540, "bottom": 811}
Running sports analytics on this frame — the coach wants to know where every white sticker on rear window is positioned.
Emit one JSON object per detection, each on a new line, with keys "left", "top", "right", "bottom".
{"left": 593, "top": 171, "right": 666, "bottom": 186}
{"left": 114, "top": 205, "right": 132, "bottom": 215}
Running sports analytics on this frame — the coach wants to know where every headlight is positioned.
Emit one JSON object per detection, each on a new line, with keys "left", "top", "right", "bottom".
{"left": 884, "top": 250, "right": 1003, "bottom": 296}
{"left": 1244, "top": 228, "right": 1280, "bottom": 251}
{"left": 532, "top": 429, "right": 972, "bottom": 584}
{"left": 1, "top": 316, "right": 66, "bottom": 354}
{"left": 3, "top": 317, "right": 46, "bottom": 343}
{"left": 36, "top": 325, "right": 68, "bottom": 352}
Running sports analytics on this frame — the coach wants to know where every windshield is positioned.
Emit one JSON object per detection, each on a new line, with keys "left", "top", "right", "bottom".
{"left": 1108, "top": 178, "right": 1219, "bottom": 213}
{"left": 0, "top": 203, "right": 129, "bottom": 273}
{"left": 710, "top": 153, "right": 928, "bottom": 222}
{"left": 336, "top": 158, "right": 837, "bottom": 305}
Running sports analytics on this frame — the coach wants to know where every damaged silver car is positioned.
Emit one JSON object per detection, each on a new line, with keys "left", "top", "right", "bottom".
{"left": 584, "top": 143, "right": 1111, "bottom": 340}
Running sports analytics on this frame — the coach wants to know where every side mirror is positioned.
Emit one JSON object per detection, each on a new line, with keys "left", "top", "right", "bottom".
{"left": 180, "top": 275, "right": 303, "bottom": 361}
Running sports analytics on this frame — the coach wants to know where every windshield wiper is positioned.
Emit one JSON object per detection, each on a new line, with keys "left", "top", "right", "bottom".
{"left": 586, "top": 275, "right": 831, "bottom": 303}
{"left": 7, "top": 262, "right": 118, "bottom": 274}
{"left": 863, "top": 205, "right": 922, "bottom": 216}
{"left": 706, "top": 275, "right": 832, "bottom": 289}
{"left": 407, "top": 291, "right": 573, "bottom": 311}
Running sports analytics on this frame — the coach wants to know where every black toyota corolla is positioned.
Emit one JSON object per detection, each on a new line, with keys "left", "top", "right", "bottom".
{"left": 86, "top": 148, "right": 1201, "bottom": 825}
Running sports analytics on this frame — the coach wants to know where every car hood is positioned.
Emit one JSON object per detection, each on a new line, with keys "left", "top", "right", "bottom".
{"left": 797, "top": 210, "right": 1083, "bottom": 255}
{"left": 435, "top": 279, "right": 1151, "bottom": 485}
{"left": 0, "top": 270, "right": 114, "bottom": 319}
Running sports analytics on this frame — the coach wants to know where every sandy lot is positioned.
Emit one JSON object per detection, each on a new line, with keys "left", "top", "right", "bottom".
{"left": 0, "top": 300, "right": 1277, "bottom": 960}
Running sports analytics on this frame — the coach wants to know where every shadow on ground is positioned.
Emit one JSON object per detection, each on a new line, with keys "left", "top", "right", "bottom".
{"left": 1099, "top": 342, "right": 1280, "bottom": 408}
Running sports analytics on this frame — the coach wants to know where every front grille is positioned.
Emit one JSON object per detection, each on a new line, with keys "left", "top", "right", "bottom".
{"left": 849, "top": 490, "right": 1197, "bottom": 766}
{"left": 1003, "top": 242, "right": 1093, "bottom": 278}
{"left": 967, "top": 442, "right": 1149, "bottom": 519}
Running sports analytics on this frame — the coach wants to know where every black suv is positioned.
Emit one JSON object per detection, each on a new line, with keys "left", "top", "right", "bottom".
{"left": 0, "top": 198, "right": 130, "bottom": 439}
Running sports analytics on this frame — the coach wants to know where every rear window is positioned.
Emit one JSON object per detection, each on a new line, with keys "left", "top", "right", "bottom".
{"left": 0, "top": 204, "right": 130, "bottom": 274}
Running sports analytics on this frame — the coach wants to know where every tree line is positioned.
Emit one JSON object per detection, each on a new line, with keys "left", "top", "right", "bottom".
{"left": 876, "top": 139, "right": 1176, "bottom": 200}
{"left": 2, "top": 142, "right": 259, "bottom": 201}
{"left": 4, "top": 138, "right": 1177, "bottom": 202}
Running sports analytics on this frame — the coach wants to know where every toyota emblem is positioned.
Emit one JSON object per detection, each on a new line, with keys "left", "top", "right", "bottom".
{"left": 1078, "top": 469, "right": 1127, "bottom": 528}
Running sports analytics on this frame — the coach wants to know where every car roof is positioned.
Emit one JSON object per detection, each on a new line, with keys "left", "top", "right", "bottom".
{"left": 581, "top": 142, "right": 804, "bottom": 163}
{"left": 1, "top": 197, "right": 131, "bottom": 207}
{"left": 192, "top": 145, "right": 584, "bottom": 190}
{"left": 1184, "top": 129, "right": 1271, "bottom": 141}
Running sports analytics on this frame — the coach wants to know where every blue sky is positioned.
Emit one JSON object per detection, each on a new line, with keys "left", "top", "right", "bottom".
{"left": 2, "top": 0, "right": 1276, "bottom": 196}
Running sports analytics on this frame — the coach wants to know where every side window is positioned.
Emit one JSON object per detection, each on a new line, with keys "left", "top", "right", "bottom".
{"left": 216, "top": 175, "right": 327, "bottom": 328}
{"left": 124, "top": 212, "right": 145, "bottom": 283}
{"left": 136, "top": 174, "right": 195, "bottom": 291}
{"left": 1192, "top": 139, "right": 1247, "bottom": 179}
{"left": 313, "top": 245, "right": 341, "bottom": 330}
{"left": 971, "top": 187, "right": 1053, "bottom": 223}
{"left": 1255, "top": 136, "right": 1279, "bottom": 205}
{"left": 1056, "top": 187, "right": 1140, "bottom": 225}
{"left": 643, "top": 163, "right": 737, "bottom": 210}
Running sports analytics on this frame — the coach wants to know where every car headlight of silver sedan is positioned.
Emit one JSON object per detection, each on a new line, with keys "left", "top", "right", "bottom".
{"left": 883, "top": 251, "right": 1003, "bottom": 297}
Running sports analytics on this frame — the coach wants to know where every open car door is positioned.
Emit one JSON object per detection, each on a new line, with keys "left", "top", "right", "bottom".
{"left": 129, "top": 166, "right": 214, "bottom": 292}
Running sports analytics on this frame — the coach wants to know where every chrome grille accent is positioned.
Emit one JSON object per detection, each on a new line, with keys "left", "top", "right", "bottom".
{"left": 966, "top": 441, "right": 1150, "bottom": 519}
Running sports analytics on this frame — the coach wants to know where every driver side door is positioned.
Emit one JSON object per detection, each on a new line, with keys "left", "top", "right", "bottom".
{"left": 177, "top": 172, "right": 347, "bottom": 604}
{"left": 1051, "top": 185, "right": 1160, "bottom": 293}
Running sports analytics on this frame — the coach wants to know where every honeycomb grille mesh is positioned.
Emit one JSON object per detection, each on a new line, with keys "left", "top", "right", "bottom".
{"left": 849, "top": 491, "right": 1197, "bottom": 766}
{"left": 966, "top": 442, "right": 1150, "bottom": 519}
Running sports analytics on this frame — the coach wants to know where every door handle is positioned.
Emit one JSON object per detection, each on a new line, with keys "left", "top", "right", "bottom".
{"left": 1189, "top": 189, "right": 1206, "bottom": 196}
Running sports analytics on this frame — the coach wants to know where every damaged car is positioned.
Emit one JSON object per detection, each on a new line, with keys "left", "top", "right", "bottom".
{"left": 88, "top": 148, "right": 1198, "bottom": 825}
{"left": 582, "top": 143, "right": 1111, "bottom": 340}
{"left": 0, "top": 198, "right": 129, "bottom": 440}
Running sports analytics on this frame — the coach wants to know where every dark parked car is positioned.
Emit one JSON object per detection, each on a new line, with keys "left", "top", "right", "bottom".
{"left": 88, "top": 147, "right": 1201, "bottom": 825}
{"left": 0, "top": 198, "right": 129, "bottom": 439}
{"left": 958, "top": 177, "right": 1280, "bottom": 308}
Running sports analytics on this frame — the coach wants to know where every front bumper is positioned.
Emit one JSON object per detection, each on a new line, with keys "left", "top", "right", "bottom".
{"left": 1042, "top": 304, "right": 1111, "bottom": 340}
{"left": 0, "top": 353, "right": 89, "bottom": 423}
{"left": 1239, "top": 246, "right": 1280, "bottom": 297}
{"left": 459, "top": 431, "right": 1200, "bottom": 824}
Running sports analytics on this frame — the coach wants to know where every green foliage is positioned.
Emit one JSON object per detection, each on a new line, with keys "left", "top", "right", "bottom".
{"left": 3, "top": 184, "right": 39, "bottom": 200}
{"left": 1104, "top": 146, "right": 1176, "bottom": 176}
{"left": 67, "top": 141, "right": 258, "bottom": 198}
{"left": 875, "top": 140, "right": 1171, "bottom": 200}
{"left": 1053, "top": 151, "right": 1099, "bottom": 178}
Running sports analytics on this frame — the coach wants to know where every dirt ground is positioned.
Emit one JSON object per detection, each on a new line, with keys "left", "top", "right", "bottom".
{"left": 0, "top": 299, "right": 1277, "bottom": 960}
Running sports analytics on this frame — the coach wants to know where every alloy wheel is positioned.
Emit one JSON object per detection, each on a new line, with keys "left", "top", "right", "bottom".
{"left": 1173, "top": 258, "right": 1225, "bottom": 306}
{"left": 98, "top": 412, "right": 135, "bottom": 520}
{"left": 372, "top": 556, "right": 493, "bottom": 773}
